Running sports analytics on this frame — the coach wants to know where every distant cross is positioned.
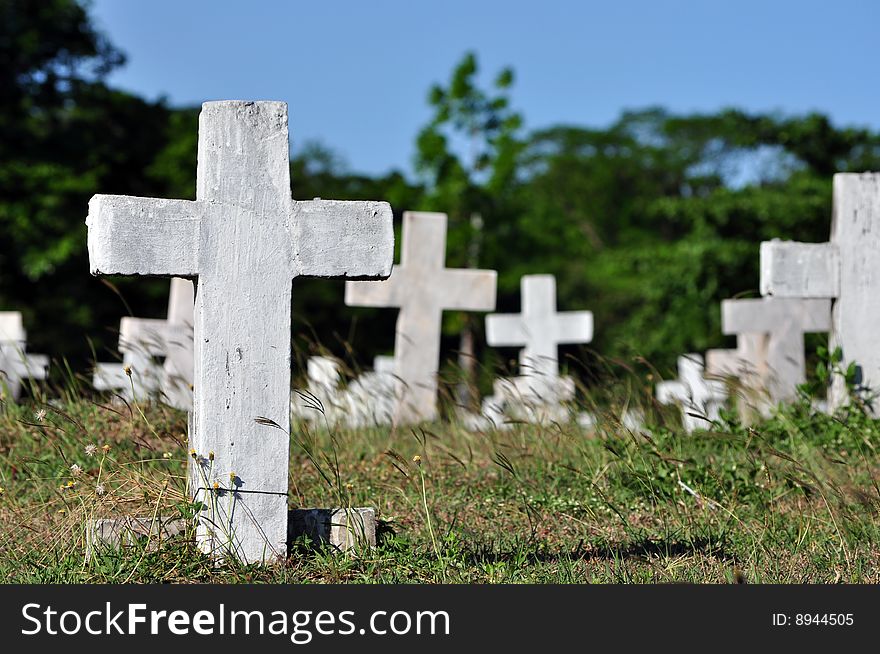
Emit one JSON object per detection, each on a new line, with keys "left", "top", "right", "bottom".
{"left": 93, "top": 278, "right": 193, "bottom": 410}
{"left": 93, "top": 316, "right": 189, "bottom": 405}
{"left": 656, "top": 354, "right": 726, "bottom": 433}
{"left": 346, "top": 355, "right": 396, "bottom": 428}
{"left": 87, "top": 101, "right": 393, "bottom": 563}
{"left": 486, "top": 273, "right": 593, "bottom": 383}
{"left": 162, "top": 278, "right": 195, "bottom": 410}
{"left": 721, "top": 297, "right": 830, "bottom": 405}
{"left": 345, "top": 212, "right": 496, "bottom": 424}
{"left": 761, "top": 173, "right": 880, "bottom": 412}
{"left": 0, "top": 312, "right": 48, "bottom": 401}
{"left": 706, "top": 333, "right": 765, "bottom": 380}
{"left": 293, "top": 356, "right": 345, "bottom": 425}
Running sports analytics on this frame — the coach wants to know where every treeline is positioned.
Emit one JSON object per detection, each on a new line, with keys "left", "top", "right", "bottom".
{"left": 2, "top": 1, "right": 879, "bottom": 388}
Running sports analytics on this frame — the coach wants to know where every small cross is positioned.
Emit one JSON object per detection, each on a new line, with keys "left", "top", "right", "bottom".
{"left": 486, "top": 274, "right": 593, "bottom": 381}
{"left": 721, "top": 297, "right": 830, "bottom": 404}
{"left": 345, "top": 211, "right": 496, "bottom": 424}
{"left": 93, "top": 316, "right": 188, "bottom": 404}
{"left": 87, "top": 101, "right": 393, "bottom": 562}
{"left": 656, "top": 354, "right": 727, "bottom": 433}
{"left": 0, "top": 311, "right": 49, "bottom": 401}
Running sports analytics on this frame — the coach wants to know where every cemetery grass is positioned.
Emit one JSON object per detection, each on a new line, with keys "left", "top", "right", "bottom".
{"left": 2, "top": 384, "right": 880, "bottom": 583}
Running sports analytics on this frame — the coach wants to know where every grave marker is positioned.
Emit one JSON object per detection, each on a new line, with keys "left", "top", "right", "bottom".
{"left": 656, "top": 353, "right": 726, "bottom": 433}
{"left": 345, "top": 212, "right": 496, "bottom": 424}
{"left": 0, "top": 311, "right": 49, "bottom": 401}
{"left": 94, "top": 278, "right": 195, "bottom": 410}
{"left": 486, "top": 274, "right": 592, "bottom": 410}
{"left": 760, "top": 173, "right": 880, "bottom": 412}
{"left": 87, "top": 101, "right": 393, "bottom": 562}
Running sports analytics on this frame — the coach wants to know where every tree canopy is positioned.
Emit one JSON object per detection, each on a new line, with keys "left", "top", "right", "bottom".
{"left": 2, "top": 1, "right": 879, "bottom": 389}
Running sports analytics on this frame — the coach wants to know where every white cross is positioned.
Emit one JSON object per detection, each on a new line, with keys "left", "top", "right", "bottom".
{"left": 292, "top": 355, "right": 346, "bottom": 425}
{"left": 87, "top": 101, "right": 393, "bottom": 562}
{"left": 721, "top": 297, "right": 830, "bottom": 404}
{"left": 345, "top": 211, "right": 496, "bottom": 424}
{"left": 656, "top": 353, "right": 727, "bottom": 433}
{"left": 706, "top": 333, "right": 765, "bottom": 379}
{"left": 0, "top": 311, "right": 49, "bottom": 401}
{"left": 761, "top": 173, "right": 880, "bottom": 412}
{"left": 486, "top": 275, "right": 593, "bottom": 415}
{"left": 486, "top": 274, "right": 593, "bottom": 381}
{"left": 345, "top": 355, "right": 396, "bottom": 428}
{"left": 93, "top": 316, "right": 190, "bottom": 405}
{"left": 706, "top": 333, "right": 770, "bottom": 420}
{"left": 93, "top": 277, "right": 194, "bottom": 409}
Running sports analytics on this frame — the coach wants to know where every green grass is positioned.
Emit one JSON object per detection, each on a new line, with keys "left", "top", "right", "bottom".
{"left": 1, "top": 382, "right": 879, "bottom": 583}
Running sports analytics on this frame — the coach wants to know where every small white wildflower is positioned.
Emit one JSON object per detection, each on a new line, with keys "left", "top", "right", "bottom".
{"left": 84, "top": 443, "right": 97, "bottom": 457}
{"left": 34, "top": 409, "right": 46, "bottom": 422}
{"left": 70, "top": 464, "right": 82, "bottom": 476}
{"left": 163, "top": 452, "right": 172, "bottom": 459}
{"left": 95, "top": 484, "right": 105, "bottom": 496}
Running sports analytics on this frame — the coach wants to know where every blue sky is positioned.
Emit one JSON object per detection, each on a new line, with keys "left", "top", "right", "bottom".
{"left": 91, "top": 0, "right": 878, "bottom": 177}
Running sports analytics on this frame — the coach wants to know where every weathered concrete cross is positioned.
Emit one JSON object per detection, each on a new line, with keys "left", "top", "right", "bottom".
{"left": 486, "top": 273, "right": 593, "bottom": 383}
{"left": 345, "top": 211, "right": 496, "bottom": 424}
{"left": 656, "top": 353, "right": 726, "bottom": 433}
{"left": 720, "top": 297, "right": 830, "bottom": 405}
{"left": 706, "top": 332, "right": 766, "bottom": 420}
{"left": 760, "top": 173, "right": 880, "bottom": 412}
{"left": 87, "top": 101, "right": 393, "bottom": 562}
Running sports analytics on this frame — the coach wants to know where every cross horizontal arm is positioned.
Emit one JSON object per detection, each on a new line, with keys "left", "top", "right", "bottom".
{"left": 656, "top": 380, "right": 686, "bottom": 403}
{"left": 759, "top": 240, "right": 839, "bottom": 298}
{"left": 345, "top": 274, "right": 405, "bottom": 308}
{"left": 0, "top": 313, "right": 25, "bottom": 343}
{"left": 722, "top": 298, "right": 831, "bottom": 334}
{"left": 485, "top": 314, "right": 527, "bottom": 347}
{"left": 87, "top": 195, "right": 203, "bottom": 277}
{"left": 554, "top": 312, "right": 594, "bottom": 344}
{"left": 442, "top": 269, "right": 497, "bottom": 311}
{"left": 7, "top": 353, "right": 48, "bottom": 379}
{"left": 292, "top": 200, "right": 394, "bottom": 279}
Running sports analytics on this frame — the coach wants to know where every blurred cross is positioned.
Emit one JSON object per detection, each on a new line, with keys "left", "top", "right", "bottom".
{"left": 345, "top": 212, "right": 496, "bottom": 424}
{"left": 656, "top": 354, "right": 726, "bottom": 433}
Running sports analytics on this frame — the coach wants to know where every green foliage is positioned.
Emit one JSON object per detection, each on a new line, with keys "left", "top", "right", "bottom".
{"left": 2, "top": 4, "right": 880, "bottom": 387}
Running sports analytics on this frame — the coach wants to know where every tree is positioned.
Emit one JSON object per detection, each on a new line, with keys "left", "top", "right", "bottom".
{"left": 414, "top": 52, "right": 523, "bottom": 405}
{"left": 0, "top": 0, "right": 182, "bottom": 369}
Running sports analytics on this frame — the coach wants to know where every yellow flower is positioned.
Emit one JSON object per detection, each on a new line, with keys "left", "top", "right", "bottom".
{"left": 412, "top": 455, "right": 422, "bottom": 465}
{"left": 212, "top": 482, "right": 219, "bottom": 490}
{"left": 102, "top": 444, "right": 111, "bottom": 453}
{"left": 189, "top": 449, "right": 197, "bottom": 459}
{"left": 208, "top": 451, "right": 215, "bottom": 461}
{"left": 229, "top": 472, "right": 236, "bottom": 482}
{"left": 0, "top": 486, "right": 5, "bottom": 494}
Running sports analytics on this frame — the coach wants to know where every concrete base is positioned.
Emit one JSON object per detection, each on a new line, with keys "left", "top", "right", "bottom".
{"left": 87, "top": 507, "right": 376, "bottom": 560}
